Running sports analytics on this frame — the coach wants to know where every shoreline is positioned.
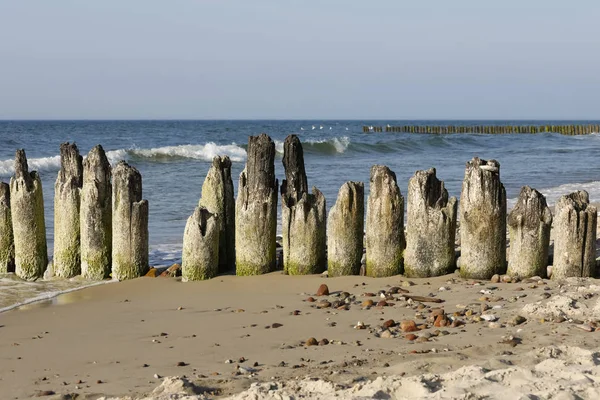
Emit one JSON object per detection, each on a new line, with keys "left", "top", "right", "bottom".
{"left": 2, "top": 272, "right": 600, "bottom": 399}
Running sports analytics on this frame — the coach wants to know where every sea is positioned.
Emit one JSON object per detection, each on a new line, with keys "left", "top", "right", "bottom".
{"left": 1, "top": 120, "right": 599, "bottom": 311}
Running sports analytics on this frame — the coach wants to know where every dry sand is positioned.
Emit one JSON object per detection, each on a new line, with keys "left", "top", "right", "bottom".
{"left": 2, "top": 272, "right": 600, "bottom": 399}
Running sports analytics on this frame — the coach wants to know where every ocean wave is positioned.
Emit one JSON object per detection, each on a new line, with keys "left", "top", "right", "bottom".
{"left": 128, "top": 143, "right": 247, "bottom": 162}
{"left": 0, "top": 143, "right": 248, "bottom": 177}
{"left": 0, "top": 275, "right": 115, "bottom": 314}
{"left": 507, "top": 180, "right": 600, "bottom": 209}
{"left": 273, "top": 137, "right": 351, "bottom": 155}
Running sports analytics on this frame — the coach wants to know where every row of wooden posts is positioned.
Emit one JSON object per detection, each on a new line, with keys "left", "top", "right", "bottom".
{"left": 363, "top": 124, "right": 599, "bottom": 135}
{"left": 0, "top": 144, "right": 147, "bottom": 281}
{"left": 183, "top": 133, "right": 597, "bottom": 281}
{"left": 0, "top": 135, "right": 597, "bottom": 282}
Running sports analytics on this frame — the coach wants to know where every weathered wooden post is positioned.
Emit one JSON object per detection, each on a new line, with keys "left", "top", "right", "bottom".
{"left": 0, "top": 183, "right": 14, "bottom": 273}
{"left": 365, "top": 165, "right": 404, "bottom": 277}
{"left": 552, "top": 191, "right": 597, "bottom": 279}
{"left": 281, "top": 135, "right": 326, "bottom": 275}
{"left": 327, "top": 181, "right": 364, "bottom": 276}
{"left": 199, "top": 156, "right": 235, "bottom": 273}
{"left": 182, "top": 206, "right": 219, "bottom": 281}
{"left": 81, "top": 145, "right": 112, "bottom": 280}
{"left": 507, "top": 186, "right": 552, "bottom": 278}
{"left": 458, "top": 157, "right": 506, "bottom": 279}
{"left": 53, "top": 143, "right": 83, "bottom": 278}
{"left": 405, "top": 168, "right": 457, "bottom": 277}
{"left": 235, "top": 134, "right": 278, "bottom": 275}
{"left": 112, "top": 161, "right": 149, "bottom": 280}
{"left": 10, "top": 150, "right": 48, "bottom": 280}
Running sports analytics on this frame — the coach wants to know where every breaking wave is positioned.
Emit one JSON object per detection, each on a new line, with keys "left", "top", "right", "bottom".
{"left": 0, "top": 143, "right": 248, "bottom": 177}
{"left": 273, "top": 137, "right": 351, "bottom": 155}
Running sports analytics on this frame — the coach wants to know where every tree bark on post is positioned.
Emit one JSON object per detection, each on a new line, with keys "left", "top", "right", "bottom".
{"left": 10, "top": 150, "right": 48, "bottom": 280}
{"left": 80, "top": 145, "right": 112, "bottom": 280}
{"left": 182, "top": 206, "right": 220, "bottom": 281}
{"left": 405, "top": 168, "right": 457, "bottom": 277}
{"left": 0, "top": 182, "right": 14, "bottom": 273}
{"left": 552, "top": 191, "right": 597, "bottom": 279}
{"left": 112, "top": 161, "right": 149, "bottom": 280}
{"left": 54, "top": 143, "right": 83, "bottom": 278}
{"left": 235, "top": 134, "right": 278, "bottom": 275}
{"left": 327, "top": 181, "right": 364, "bottom": 277}
{"left": 507, "top": 186, "right": 552, "bottom": 278}
{"left": 281, "top": 135, "right": 326, "bottom": 275}
{"left": 199, "top": 156, "right": 235, "bottom": 273}
{"left": 458, "top": 157, "right": 506, "bottom": 279}
{"left": 365, "top": 165, "right": 404, "bottom": 277}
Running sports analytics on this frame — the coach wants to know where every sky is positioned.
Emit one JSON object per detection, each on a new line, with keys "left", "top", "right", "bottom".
{"left": 0, "top": 0, "right": 599, "bottom": 120}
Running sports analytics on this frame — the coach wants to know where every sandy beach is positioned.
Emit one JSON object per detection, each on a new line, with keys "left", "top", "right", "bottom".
{"left": 2, "top": 271, "right": 600, "bottom": 399}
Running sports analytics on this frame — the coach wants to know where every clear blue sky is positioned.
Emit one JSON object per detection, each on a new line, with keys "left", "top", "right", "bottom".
{"left": 0, "top": 1, "right": 598, "bottom": 119}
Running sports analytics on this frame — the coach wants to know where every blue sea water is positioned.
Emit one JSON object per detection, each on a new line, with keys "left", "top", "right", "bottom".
{"left": 0, "top": 119, "right": 599, "bottom": 269}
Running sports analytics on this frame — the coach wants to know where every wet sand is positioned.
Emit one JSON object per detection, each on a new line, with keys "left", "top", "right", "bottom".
{"left": 2, "top": 272, "right": 600, "bottom": 399}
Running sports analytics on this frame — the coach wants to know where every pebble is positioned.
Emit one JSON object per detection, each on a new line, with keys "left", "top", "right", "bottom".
{"left": 354, "top": 321, "right": 366, "bottom": 330}
{"left": 576, "top": 324, "right": 594, "bottom": 332}
{"left": 382, "top": 319, "right": 396, "bottom": 328}
{"left": 490, "top": 274, "right": 500, "bottom": 283}
{"left": 501, "top": 275, "right": 512, "bottom": 283}
{"left": 153, "top": 374, "right": 161, "bottom": 379}
{"left": 176, "top": 361, "right": 187, "bottom": 367}
{"left": 405, "top": 334, "right": 418, "bottom": 341}
{"left": 271, "top": 323, "right": 283, "bottom": 328}
{"left": 481, "top": 314, "right": 497, "bottom": 322}
{"left": 316, "top": 284, "right": 330, "bottom": 296}
{"left": 400, "top": 320, "right": 418, "bottom": 332}
{"left": 362, "top": 299, "right": 374, "bottom": 307}
{"left": 305, "top": 337, "right": 318, "bottom": 346}
{"left": 316, "top": 300, "right": 331, "bottom": 309}
{"left": 509, "top": 315, "right": 527, "bottom": 326}
{"left": 306, "top": 297, "right": 315, "bottom": 302}
{"left": 380, "top": 330, "right": 393, "bottom": 338}
{"left": 318, "top": 338, "right": 329, "bottom": 346}
{"left": 434, "top": 314, "right": 450, "bottom": 327}
{"left": 36, "top": 391, "right": 56, "bottom": 397}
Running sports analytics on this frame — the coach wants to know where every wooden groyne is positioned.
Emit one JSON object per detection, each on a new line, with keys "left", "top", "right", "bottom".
{"left": 0, "top": 136, "right": 598, "bottom": 283}
{"left": 362, "top": 124, "right": 600, "bottom": 135}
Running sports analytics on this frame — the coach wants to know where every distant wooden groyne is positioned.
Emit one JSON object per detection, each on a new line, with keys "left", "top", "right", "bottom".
{"left": 362, "top": 124, "right": 600, "bottom": 135}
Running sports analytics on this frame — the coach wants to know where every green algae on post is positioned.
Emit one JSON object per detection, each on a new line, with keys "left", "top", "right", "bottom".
{"left": 281, "top": 135, "right": 326, "bottom": 275}
{"left": 327, "top": 181, "right": 364, "bottom": 277}
{"left": 551, "top": 191, "right": 597, "bottom": 279}
{"left": 80, "top": 145, "right": 112, "bottom": 280}
{"left": 10, "top": 149, "right": 48, "bottom": 281}
{"left": 0, "top": 182, "right": 15, "bottom": 273}
{"left": 507, "top": 186, "right": 552, "bottom": 279}
{"left": 365, "top": 165, "right": 405, "bottom": 277}
{"left": 458, "top": 158, "right": 506, "bottom": 280}
{"left": 199, "top": 156, "right": 235, "bottom": 274}
{"left": 182, "top": 206, "right": 219, "bottom": 281}
{"left": 235, "top": 134, "right": 278, "bottom": 276}
{"left": 405, "top": 168, "right": 457, "bottom": 278}
{"left": 112, "top": 161, "right": 149, "bottom": 281}
{"left": 54, "top": 143, "right": 84, "bottom": 278}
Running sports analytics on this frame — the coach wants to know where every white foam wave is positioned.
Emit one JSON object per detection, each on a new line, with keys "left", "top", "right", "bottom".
{"left": 129, "top": 143, "right": 247, "bottom": 162}
{"left": 0, "top": 278, "right": 116, "bottom": 314}
{"left": 0, "top": 155, "right": 61, "bottom": 177}
{"left": 0, "top": 143, "right": 247, "bottom": 177}
{"left": 273, "top": 136, "right": 350, "bottom": 154}
{"left": 508, "top": 181, "right": 600, "bottom": 210}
